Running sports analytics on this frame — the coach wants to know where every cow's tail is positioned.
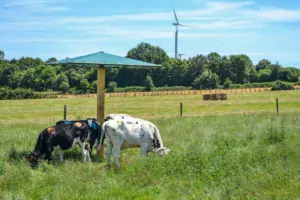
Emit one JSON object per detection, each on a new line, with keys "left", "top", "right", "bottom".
{"left": 97, "top": 120, "right": 110, "bottom": 154}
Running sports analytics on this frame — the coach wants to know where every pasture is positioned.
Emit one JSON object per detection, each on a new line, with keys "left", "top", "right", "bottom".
{"left": 1, "top": 90, "right": 300, "bottom": 199}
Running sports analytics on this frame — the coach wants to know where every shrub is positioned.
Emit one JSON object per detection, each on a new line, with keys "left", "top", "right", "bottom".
{"left": 223, "top": 78, "right": 232, "bottom": 89}
{"left": 107, "top": 81, "right": 117, "bottom": 92}
{"left": 271, "top": 80, "right": 294, "bottom": 91}
{"left": 193, "top": 70, "right": 219, "bottom": 89}
{"left": 144, "top": 75, "right": 155, "bottom": 91}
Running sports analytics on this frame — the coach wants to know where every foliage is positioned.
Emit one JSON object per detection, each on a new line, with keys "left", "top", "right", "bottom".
{"left": 107, "top": 81, "right": 117, "bottom": 92}
{"left": 144, "top": 75, "right": 155, "bottom": 91}
{"left": 271, "top": 80, "right": 294, "bottom": 91}
{"left": 79, "top": 79, "right": 90, "bottom": 93}
{"left": 193, "top": 70, "right": 219, "bottom": 89}
{"left": 0, "top": 87, "right": 59, "bottom": 100}
{"left": 126, "top": 42, "right": 169, "bottom": 64}
{"left": 1, "top": 47, "right": 300, "bottom": 96}
{"left": 223, "top": 77, "right": 232, "bottom": 89}
{"left": 0, "top": 50, "right": 5, "bottom": 61}
{"left": 256, "top": 59, "right": 271, "bottom": 71}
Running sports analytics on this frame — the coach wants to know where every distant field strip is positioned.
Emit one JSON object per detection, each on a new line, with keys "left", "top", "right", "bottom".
{"left": 58, "top": 86, "right": 300, "bottom": 98}
{"left": 58, "top": 87, "right": 272, "bottom": 98}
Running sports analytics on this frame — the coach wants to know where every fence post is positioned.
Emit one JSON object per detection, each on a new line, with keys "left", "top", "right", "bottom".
{"left": 276, "top": 98, "right": 279, "bottom": 114}
{"left": 180, "top": 102, "right": 183, "bottom": 117}
{"left": 64, "top": 105, "right": 67, "bottom": 120}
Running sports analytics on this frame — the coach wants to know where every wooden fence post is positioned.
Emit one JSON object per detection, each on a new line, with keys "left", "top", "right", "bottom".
{"left": 64, "top": 105, "right": 67, "bottom": 120}
{"left": 180, "top": 102, "right": 183, "bottom": 117}
{"left": 276, "top": 98, "right": 279, "bottom": 114}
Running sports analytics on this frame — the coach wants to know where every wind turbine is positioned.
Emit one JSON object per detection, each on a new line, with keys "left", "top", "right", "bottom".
{"left": 178, "top": 48, "right": 185, "bottom": 60}
{"left": 172, "top": 5, "right": 193, "bottom": 59}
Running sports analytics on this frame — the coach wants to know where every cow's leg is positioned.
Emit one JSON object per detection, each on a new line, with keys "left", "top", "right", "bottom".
{"left": 141, "top": 143, "right": 150, "bottom": 156}
{"left": 112, "top": 141, "right": 122, "bottom": 168}
{"left": 105, "top": 140, "right": 112, "bottom": 167}
{"left": 79, "top": 141, "right": 90, "bottom": 162}
{"left": 44, "top": 145, "right": 53, "bottom": 164}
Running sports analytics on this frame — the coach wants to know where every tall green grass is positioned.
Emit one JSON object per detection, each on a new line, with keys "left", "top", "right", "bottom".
{"left": 1, "top": 113, "right": 300, "bottom": 199}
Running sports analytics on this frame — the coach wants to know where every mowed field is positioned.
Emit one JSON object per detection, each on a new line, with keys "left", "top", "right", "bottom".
{"left": 1, "top": 90, "right": 300, "bottom": 199}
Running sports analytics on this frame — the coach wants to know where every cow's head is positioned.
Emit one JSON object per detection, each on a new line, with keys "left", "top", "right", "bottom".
{"left": 153, "top": 147, "right": 170, "bottom": 157}
{"left": 25, "top": 152, "right": 39, "bottom": 169}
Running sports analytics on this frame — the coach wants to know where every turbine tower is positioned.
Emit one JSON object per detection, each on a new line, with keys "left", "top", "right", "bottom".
{"left": 172, "top": 6, "right": 192, "bottom": 59}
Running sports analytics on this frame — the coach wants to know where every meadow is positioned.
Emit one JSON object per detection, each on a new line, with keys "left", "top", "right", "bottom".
{"left": 0, "top": 90, "right": 300, "bottom": 199}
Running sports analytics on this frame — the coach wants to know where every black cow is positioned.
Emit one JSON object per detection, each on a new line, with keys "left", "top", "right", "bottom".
{"left": 55, "top": 118, "right": 100, "bottom": 154}
{"left": 26, "top": 122, "right": 91, "bottom": 169}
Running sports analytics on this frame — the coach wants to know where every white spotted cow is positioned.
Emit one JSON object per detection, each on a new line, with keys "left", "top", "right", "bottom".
{"left": 97, "top": 118, "right": 170, "bottom": 168}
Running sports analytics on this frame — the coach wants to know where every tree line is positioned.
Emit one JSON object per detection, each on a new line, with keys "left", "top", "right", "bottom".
{"left": 0, "top": 43, "right": 299, "bottom": 95}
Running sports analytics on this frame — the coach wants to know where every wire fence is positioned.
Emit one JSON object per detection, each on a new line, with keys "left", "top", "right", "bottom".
{"left": 57, "top": 86, "right": 300, "bottom": 99}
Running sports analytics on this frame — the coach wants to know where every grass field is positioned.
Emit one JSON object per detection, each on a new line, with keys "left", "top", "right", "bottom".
{"left": 1, "top": 91, "right": 300, "bottom": 199}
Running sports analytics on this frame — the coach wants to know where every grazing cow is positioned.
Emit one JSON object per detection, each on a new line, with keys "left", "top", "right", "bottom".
{"left": 26, "top": 122, "right": 91, "bottom": 169}
{"left": 56, "top": 118, "right": 100, "bottom": 154}
{"left": 104, "top": 114, "right": 135, "bottom": 122}
{"left": 97, "top": 114, "right": 136, "bottom": 156}
{"left": 97, "top": 118, "right": 170, "bottom": 168}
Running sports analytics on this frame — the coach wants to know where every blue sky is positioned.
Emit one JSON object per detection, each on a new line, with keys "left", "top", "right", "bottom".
{"left": 1, "top": 0, "right": 300, "bottom": 67}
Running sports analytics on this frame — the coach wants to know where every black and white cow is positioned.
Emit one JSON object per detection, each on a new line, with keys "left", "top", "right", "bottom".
{"left": 26, "top": 121, "right": 91, "bottom": 169}
{"left": 97, "top": 117, "right": 170, "bottom": 168}
{"left": 56, "top": 118, "right": 100, "bottom": 154}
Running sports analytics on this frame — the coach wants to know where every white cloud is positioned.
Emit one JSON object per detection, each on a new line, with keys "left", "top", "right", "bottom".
{"left": 2, "top": 0, "right": 69, "bottom": 13}
{"left": 257, "top": 8, "right": 300, "bottom": 21}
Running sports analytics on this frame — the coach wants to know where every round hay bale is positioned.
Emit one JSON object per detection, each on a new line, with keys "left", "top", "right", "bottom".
{"left": 203, "top": 93, "right": 228, "bottom": 101}
{"left": 203, "top": 94, "right": 211, "bottom": 101}
{"left": 220, "top": 93, "right": 228, "bottom": 100}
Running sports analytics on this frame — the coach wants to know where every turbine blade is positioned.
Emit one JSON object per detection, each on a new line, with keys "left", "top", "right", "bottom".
{"left": 172, "top": 6, "right": 179, "bottom": 24}
{"left": 178, "top": 23, "right": 197, "bottom": 29}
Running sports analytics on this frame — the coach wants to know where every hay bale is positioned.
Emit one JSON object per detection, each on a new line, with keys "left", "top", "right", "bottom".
{"left": 203, "top": 94, "right": 212, "bottom": 100}
{"left": 203, "top": 93, "right": 228, "bottom": 101}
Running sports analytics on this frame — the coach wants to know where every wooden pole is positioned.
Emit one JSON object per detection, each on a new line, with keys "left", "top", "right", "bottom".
{"left": 64, "top": 105, "right": 67, "bottom": 120}
{"left": 97, "top": 66, "right": 106, "bottom": 157}
{"left": 276, "top": 98, "right": 279, "bottom": 114}
{"left": 180, "top": 102, "right": 183, "bottom": 117}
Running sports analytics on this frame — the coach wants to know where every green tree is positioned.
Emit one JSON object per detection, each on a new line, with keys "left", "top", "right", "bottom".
{"left": 107, "top": 81, "right": 117, "bottom": 92}
{"left": 55, "top": 73, "right": 69, "bottom": 93}
{"left": 0, "top": 64, "right": 19, "bottom": 87}
{"left": 218, "top": 56, "right": 232, "bottom": 84}
{"left": 58, "top": 82, "right": 70, "bottom": 94}
{"left": 223, "top": 77, "right": 232, "bottom": 89}
{"left": 270, "top": 62, "right": 281, "bottom": 81}
{"left": 45, "top": 57, "right": 58, "bottom": 64}
{"left": 39, "top": 66, "right": 57, "bottom": 91}
{"left": 229, "top": 54, "right": 253, "bottom": 83}
{"left": 192, "top": 70, "right": 219, "bottom": 89}
{"left": 185, "top": 54, "right": 207, "bottom": 85}
{"left": 279, "top": 68, "right": 293, "bottom": 82}
{"left": 80, "top": 79, "right": 90, "bottom": 93}
{"left": 126, "top": 42, "right": 169, "bottom": 64}
{"left": 0, "top": 50, "right": 5, "bottom": 61}
{"left": 12, "top": 71, "right": 25, "bottom": 89}
{"left": 164, "top": 58, "right": 188, "bottom": 86}
{"left": 20, "top": 68, "right": 35, "bottom": 89}
{"left": 207, "top": 52, "right": 221, "bottom": 74}
{"left": 144, "top": 75, "right": 154, "bottom": 91}
{"left": 91, "top": 81, "right": 97, "bottom": 93}
{"left": 258, "top": 69, "right": 272, "bottom": 82}
{"left": 256, "top": 59, "right": 271, "bottom": 71}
